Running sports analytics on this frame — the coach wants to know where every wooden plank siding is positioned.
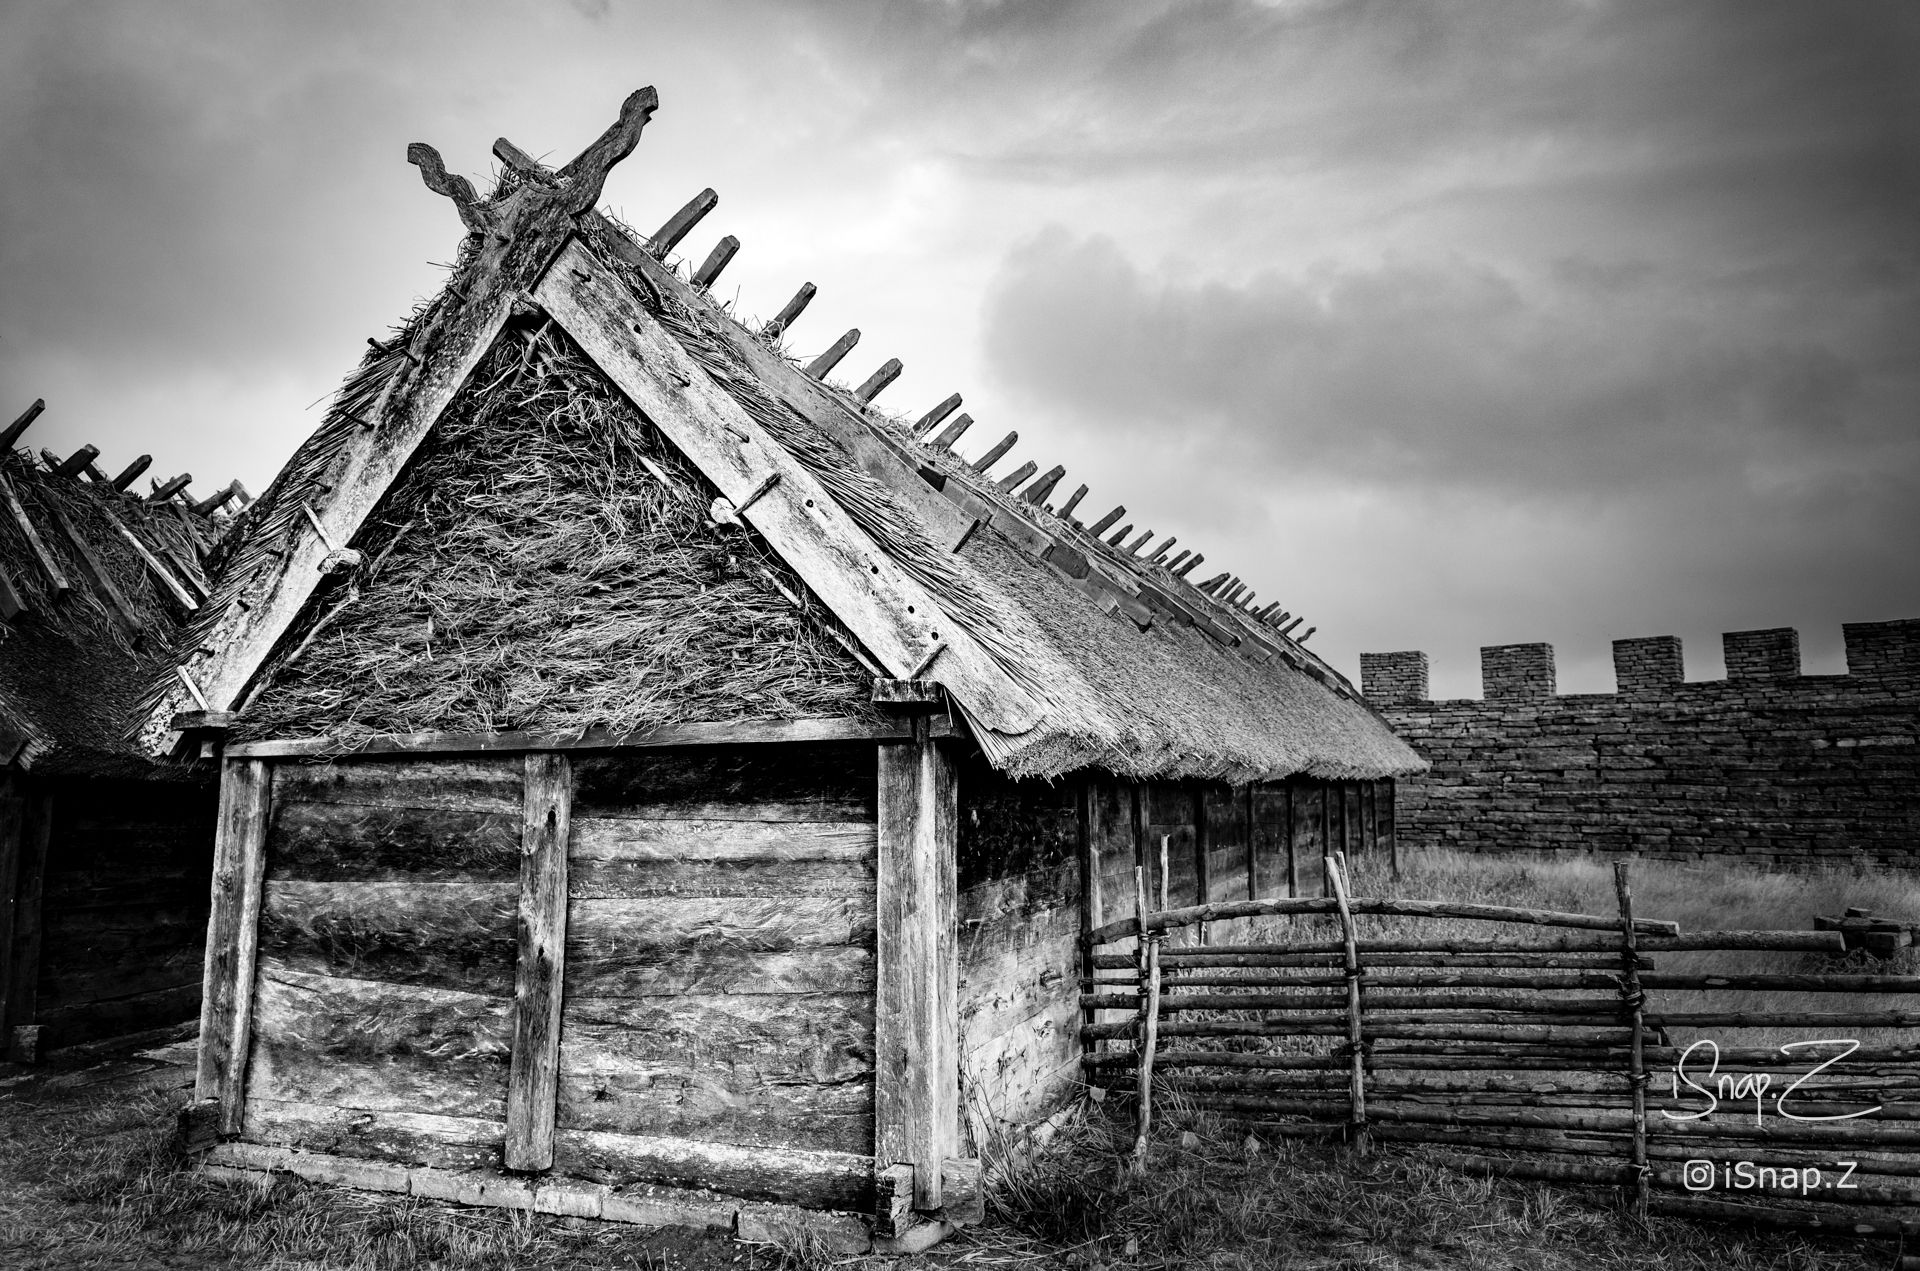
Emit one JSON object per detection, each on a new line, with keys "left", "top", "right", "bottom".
{"left": 557, "top": 745, "right": 880, "bottom": 1170}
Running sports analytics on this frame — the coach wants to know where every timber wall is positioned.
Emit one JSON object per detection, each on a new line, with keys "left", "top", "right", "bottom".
{"left": 4, "top": 775, "right": 215, "bottom": 1052}
{"left": 241, "top": 744, "right": 877, "bottom": 1211}
{"left": 1360, "top": 618, "right": 1920, "bottom": 865}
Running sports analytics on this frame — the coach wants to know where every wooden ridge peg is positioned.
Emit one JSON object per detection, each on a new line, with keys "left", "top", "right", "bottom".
{"left": 1148, "top": 536, "right": 1177, "bottom": 564}
{"left": 1166, "top": 550, "right": 1190, "bottom": 571}
{"left": 1300, "top": 627, "right": 1316, "bottom": 643}
{"left": 557, "top": 86, "right": 659, "bottom": 213}
{"left": 192, "top": 483, "right": 240, "bottom": 516}
{"left": 1088, "top": 506, "right": 1125, "bottom": 536}
{"left": 51, "top": 445, "right": 98, "bottom": 480}
{"left": 1059, "top": 484, "right": 1089, "bottom": 519}
{"left": 83, "top": 460, "right": 109, "bottom": 483}
{"left": 0, "top": 400, "right": 46, "bottom": 452}
{"left": 854, "top": 358, "right": 903, "bottom": 404}
{"left": 1022, "top": 465, "right": 1065, "bottom": 505}
{"left": 1175, "top": 553, "right": 1204, "bottom": 578}
{"left": 1124, "top": 529, "right": 1153, "bottom": 554}
{"left": 1281, "top": 616, "right": 1304, "bottom": 636}
{"left": 927, "top": 413, "right": 973, "bottom": 451}
{"left": 1105, "top": 523, "right": 1134, "bottom": 546}
{"left": 805, "top": 329, "right": 861, "bottom": 379}
{"left": 1197, "top": 573, "right": 1228, "bottom": 594}
{"left": 914, "top": 394, "right": 962, "bottom": 436}
{"left": 764, "top": 282, "right": 816, "bottom": 338}
{"left": 649, "top": 188, "right": 719, "bottom": 259}
{"left": 149, "top": 474, "right": 192, "bottom": 503}
{"left": 994, "top": 460, "right": 1038, "bottom": 493}
{"left": 690, "top": 235, "right": 740, "bottom": 288}
{"left": 970, "top": 431, "right": 1018, "bottom": 474}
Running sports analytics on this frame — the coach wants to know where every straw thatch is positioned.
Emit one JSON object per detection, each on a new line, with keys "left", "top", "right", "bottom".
{"left": 0, "top": 449, "right": 221, "bottom": 776}
{"left": 236, "top": 319, "right": 877, "bottom": 742}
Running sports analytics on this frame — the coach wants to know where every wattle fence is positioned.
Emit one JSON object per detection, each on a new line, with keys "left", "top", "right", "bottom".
{"left": 1081, "top": 856, "right": 1920, "bottom": 1237}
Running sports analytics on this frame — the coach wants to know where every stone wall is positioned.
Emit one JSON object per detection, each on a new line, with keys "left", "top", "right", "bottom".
{"left": 1359, "top": 619, "right": 1920, "bottom": 866}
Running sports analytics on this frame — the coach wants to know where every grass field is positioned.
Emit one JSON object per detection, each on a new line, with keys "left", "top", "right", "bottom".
{"left": 1, "top": 850, "right": 1912, "bottom": 1269}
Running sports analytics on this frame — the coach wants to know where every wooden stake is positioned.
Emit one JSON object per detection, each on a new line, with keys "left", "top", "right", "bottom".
{"left": 506, "top": 752, "right": 572, "bottom": 1171}
{"left": 1059, "top": 484, "right": 1089, "bottom": 519}
{"left": 1106, "top": 523, "right": 1133, "bottom": 546}
{"left": 764, "top": 282, "right": 816, "bottom": 338}
{"left": 0, "top": 472, "right": 71, "bottom": 598}
{"left": 108, "top": 455, "right": 151, "bottom": 491}
{"left": 1615, "top": 861, "right": 1649, "bottom": 1222}
{"left": 854, "top": 358, "right": 903, "bottom": 403}
{"left": 196, "top": 758, "right": 271, "bottom": 1134}
{"left": 1148, "top": 536, "right": 1177, "bottom": 564}
{"left": 804, "top": 329, "right": 861, "bottom": 379}
{"left": 1326, "top": 853, "right": 1368, "bottom": 1155}
{"left": 1125, "top": 529, "right": 1153, "bottom": 554}
{"left": 1131, "top": 865, "right": 1163, "bottom": 1172}
{"left": 1166, "top": 550, "right": 1190, "bottom": 571}
{"left": 1176, "top": 554, "right": 1204, "bottom": 578}
{"left": 993, "top": 459, "right": 1038, "bottom": 493}
{"left": 50, "top": 445, "right": 98, "bottom": 480}
{"left": 0, "top": 400, "right": 45, "bottom": 452}
{"left": 1021, "top": 465, "right": 1065, "bottom": 505}
{"left": 689, "top": 234, "right": 740, "bottom": 288}
{"left": 1088, "top": 506, "right": 1125, "bottom": 536}
{"left": 927, "top": 412, "right": 973, "bottom": 452}
{"left": 649, "top": 188, "right": 718, "bottom": 258}
{"left": 969, "top": 431, "right": 1018, "bottom": 473}
{"left": 913, "top": 393, "right": 961, "bottom": 435}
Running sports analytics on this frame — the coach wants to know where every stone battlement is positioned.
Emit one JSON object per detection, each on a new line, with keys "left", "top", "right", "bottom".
{"left": 1359, "top": 618, "right": 1920, "bottom": 868}
{"left": 1361, "top": 618, "right": 1920, "bottom": 704}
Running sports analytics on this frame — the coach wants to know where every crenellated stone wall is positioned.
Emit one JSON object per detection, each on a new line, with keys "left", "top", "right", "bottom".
{"left": 1360, "top": 619, "right": 1920, "bottom": 866}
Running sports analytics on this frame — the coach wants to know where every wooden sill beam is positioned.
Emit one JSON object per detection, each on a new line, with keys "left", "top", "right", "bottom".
{"left": 224, "top": 713, "right": 960, "bottom": 760}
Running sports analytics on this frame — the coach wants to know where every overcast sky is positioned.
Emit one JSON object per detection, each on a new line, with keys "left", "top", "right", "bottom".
{"left": 3, "top": 1, "right": 1915, "bottom": 698}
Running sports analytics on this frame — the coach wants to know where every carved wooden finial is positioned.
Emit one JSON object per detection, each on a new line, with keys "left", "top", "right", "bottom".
{"left": 406, "top": 143, "right": 490, "bottom": 235}
{"left": 562, "top": 86, "right": 660, "bottom": 213}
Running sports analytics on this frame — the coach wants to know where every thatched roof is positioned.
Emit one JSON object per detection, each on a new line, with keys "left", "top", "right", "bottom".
{"left": 0, "top": 417, "right": 229, "bottom": 777}
{"left": 135, "top": 89, "right": 1424, "bottom": 783}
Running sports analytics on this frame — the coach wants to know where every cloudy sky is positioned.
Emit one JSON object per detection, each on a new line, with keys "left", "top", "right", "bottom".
{"left": 3, "top": 1, "right": 1915, "bottom": 697}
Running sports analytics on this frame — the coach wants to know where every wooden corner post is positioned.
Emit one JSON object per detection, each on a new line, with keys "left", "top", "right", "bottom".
{"left": 195, "top": 758, "right": 272, "bottom": 1134}
{"left": 506, "top": 751, "right": 571, "bottom": 1172}
{"left": 876, "top": 718, "right": 958, "bottom": 1212}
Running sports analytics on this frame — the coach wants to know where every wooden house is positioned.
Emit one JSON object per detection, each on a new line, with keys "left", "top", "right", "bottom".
{"left": 143, "top": 92, "right": 1424, "bottom": 1250}
{"left": 0, "top": 401, "right": 234, "bottom": 1061}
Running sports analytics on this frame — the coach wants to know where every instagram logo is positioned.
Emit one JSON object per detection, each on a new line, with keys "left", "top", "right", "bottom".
{"left": 1681, "top": 1160, "right": 1716, "bottom": 1192}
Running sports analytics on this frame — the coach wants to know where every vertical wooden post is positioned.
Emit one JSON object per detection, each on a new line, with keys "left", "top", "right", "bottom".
{"left": 1325, "top": 852, "right": 1367, "bottom": 1156}
{"left": 1242, "top": 786, "right": 1257, "bottom": 901}
{"left": 1129, "top": 783, "right": 1147, "bottom": 904}
{"left": 0, "top": 795, "right": 22, "bottom": 1045}
{"left": 1129, "top": 865, "right": 1162, "bottom": 1172}
{"left": 506, "top": 752, "right": 571, "bottom": 1172}
{"left": 876, "top": 721, "right": 958, "bottom": 1211}
{"left": 1283, "top": 782, "right": 1297, "bottom": 899}
{"left": 1076, "top": 777, "right": 1099, "bottom": 1059}
{"left": 1191, "top": 784, "right": 1210, "bottom": 945}
{"left": 1319, "top": 786, "right": 1332, "bottom": 898}
{"left": 196, "top": 758, "right": 272, "bottom": 1134}
{"left": 3, "top": 787, "right": 50, "bottom": 1061}
{"left": 1382, "top": 781, "right": 1398, "bottom": 878}
{"left": 1615, "top": 862, "right": 1649, "bottom": 1221}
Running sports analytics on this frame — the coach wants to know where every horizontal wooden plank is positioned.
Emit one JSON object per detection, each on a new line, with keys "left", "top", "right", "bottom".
{"left": 270, "top": 758, "right": 524, "bottom": 813}
{"left": 557, "top": 1069, "right": 872, "bottom": 1154}
{"left": 568, "top": 897, "right": 875, "bottom": 955}
{"left": 266, "top": 801, "right": 521, "bottom": 881}
{"left": 258, "top": 880, "right": 517, "bottom": 994}
{"left": 228, "top": 716, "right": 936, "bottom": 760}
{"left": 571, "top": 747, "right": 873, "bottom": 820}
{"left": 40, "top": 947, "right": 204, "bottom": 1008}
{"left": 569, "top": 818, "right": 875, "bottom": 862}
{"left": 570, "top": 858, "right": 874, "bottom": 900}
{"left": 251, "top": 962, "right": 511, "bottom": 1062}
{"left": 553, "top": 1126, "right": 873, "bottom": 1211}
{"left": 248, "top": 1036, "right": 508, "bottom": 1121}
{"left": 563, "top": 946, "right": 873, "bottom": 998}
{"left": 34, "top": 982, "right": 201, "bottom": 1048}
{"left": 242, "top": 1098, "right": 505, "bottom": 1172}
{"left": 561, "top": 994, "right": 874, "bottom": 1075}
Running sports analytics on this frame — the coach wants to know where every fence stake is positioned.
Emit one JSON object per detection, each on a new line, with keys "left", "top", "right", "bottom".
{"left": 1132, "top": 864, "right": 1163, "bottom": 1171}
{"left": 1327, "top": 852, "right": 1369, "bottom": 1155}
{"left": 1614, "top": 861, "right": 1649, "bottom": 1222}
